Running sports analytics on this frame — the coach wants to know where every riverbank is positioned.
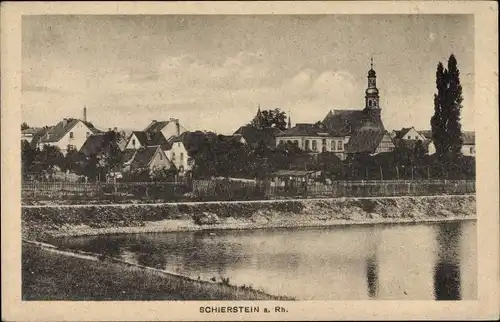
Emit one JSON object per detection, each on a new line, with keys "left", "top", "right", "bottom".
{"left": 22, "top": 240, "right": 291, "bottom": 301}
{"left": 22, "top": 195, "right": 476, "bottom": 241}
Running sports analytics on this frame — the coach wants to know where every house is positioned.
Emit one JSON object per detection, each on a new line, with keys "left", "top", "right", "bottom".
{"left": 389, "top": 127, "right": 433, "bottom": 154}
{"left": 79, "top": 131, "right": 125, "bottom": 157}
{"left": 124, "top": 131, "right": 171, "bottom": 152}
{"left": 143, "top": 118, "right": 187, "bottom": 141}
{"left": 36, "top": 118, "right": 101, "bottom": 154}
{"left": 391, "top": 127, "right": 427, "bottom": 141}
{"left": 416, "top": 130, "right": 475, "bottom": 156}
{"left": 461, "top": 131, "right": 475, "bottom": 156}
{"left": 121, "top": 146, "right": 174, "bottom": 173}
{"left": 277, "top": 60, "right": 395, "bottom": 159}
{"left": 276, "top": 123, "right": 351, "bottom": 160}
{"left": 234, "top": 125, "right": 283, "bottom": 148}
{"left": 167, "top": 131, "right": 217, "bottom": 175}
{"left": 21, "top": 127, "right": 43, "bottom": 144}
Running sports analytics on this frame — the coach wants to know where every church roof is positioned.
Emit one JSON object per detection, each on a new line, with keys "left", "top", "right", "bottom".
{"left": 322, "top": 109, "right": 382, "bottom": 136}
{"left": 345, "top": 128, "right": 387, "bottom": 154}
{"left": 276, "top": 123, "right": 340, "bottom": 137}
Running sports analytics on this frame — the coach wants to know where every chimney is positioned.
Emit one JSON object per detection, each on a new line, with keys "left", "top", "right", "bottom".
{"left": 175, "top": 119, "right": 180, "bottom": 135}
{"left": 83, "top": 107, "right": 87, "bottom": 122}
{"left": 62, "top": 118, "right": 68, "bottom": 127}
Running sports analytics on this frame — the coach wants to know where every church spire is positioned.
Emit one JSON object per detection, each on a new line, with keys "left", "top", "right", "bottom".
{"left": 365, "top": 58, "right": 380, "bottom": 111}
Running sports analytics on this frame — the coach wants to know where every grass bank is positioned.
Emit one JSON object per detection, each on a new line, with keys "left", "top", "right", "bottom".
{"left": 22, "top": 195, "right": 476, "bottom": 241}
{"left": 22, "top": 241, "right": 291, "bottom": 301}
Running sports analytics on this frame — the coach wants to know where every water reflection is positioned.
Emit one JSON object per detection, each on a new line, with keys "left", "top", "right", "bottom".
{"left": 433, "top": 222, "right": 462, "bottom": 300}
{"left": 52, "top": 222, "right": 476, "bottom": 300}
{"left": 366, "top": 254, "right": 379, "bottom": 298}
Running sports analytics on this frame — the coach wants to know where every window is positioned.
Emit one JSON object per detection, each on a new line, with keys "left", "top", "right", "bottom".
{"left": 305, "top": 140, "right": 310, "bottom": 150}
{"left": 293, "top": 140, "right": 299, "bottom": 146}
{"left": 69, "top": 132, "right": 74, "bottom": 139}
{"left": 337, "top": 141, "right": 343, "bottom": 150}
{"left": 132, "top": 139, "right": 136, "bottom": 147}
{"left": 331, "top": 140, "right": 336, "bottom": 151}
{"left": 171, "top": 152, "right": 176, "bottom": 162}
{"left": 312, "top": 140, "right": 317, "bottom": 151}
{"left": 159, "top": 153, "right": 163, "bottom": 160}
{"left": 470, "top": 147, "right": 474, "bottom": 154}
{"left": 86, "top": 132, "right": 90, "bottom": 138}
{"left": 368, "top": 100, "right": 372, "bottom": 107}
{"left": 180, "top": 153, "right": 184, "bottom": 161}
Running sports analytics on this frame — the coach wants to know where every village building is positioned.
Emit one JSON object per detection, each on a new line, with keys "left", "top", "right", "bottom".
{"left": 417, "top": 130, "right": 475, "bottom": 157}
{"left": 167, "top": 131, "right": 217, "bottom": 176}
{"left": 124, "top": 131, "right": 171, "bottom": 152}
{"left": 277, "top": 59, "right": 395, "bottom": 160}
{"left": 390, "top": 127, "right": 433, "bottom": 154}
{"left": 233, "top": 106, "right": 285, "bottom": 149}
{"left": 36, "top": 118, "right": 101, "bottom": 155}
{"left": 120, "top": 146, "right": 174, "bottom": 174}
{"left": 143, "top": 118, "right": 187, "bottom": 141}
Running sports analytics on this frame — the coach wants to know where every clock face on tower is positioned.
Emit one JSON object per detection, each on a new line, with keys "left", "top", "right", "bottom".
{"left": 369, "top": 78, "right": 376, "bottom": 87}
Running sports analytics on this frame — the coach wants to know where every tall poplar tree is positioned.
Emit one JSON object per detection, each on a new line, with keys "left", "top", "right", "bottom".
{"left": 430, "top": 54, "right": 464, "bottom": 159}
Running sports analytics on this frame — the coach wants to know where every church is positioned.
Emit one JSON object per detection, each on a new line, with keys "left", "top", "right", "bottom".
{"left": 276, "top": 59, "right": 395, "bottom": 160}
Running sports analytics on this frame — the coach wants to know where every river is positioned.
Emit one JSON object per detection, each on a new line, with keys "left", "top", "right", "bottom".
{"left": 51, "top": 220, "right": 477, "bottom": 300}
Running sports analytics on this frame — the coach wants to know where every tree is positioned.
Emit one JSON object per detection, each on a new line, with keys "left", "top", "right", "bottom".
{"left": 33, "top": 145, "right": 64, "bottom": 175}
{"left": 21, "top": 122, "right": 30, "bottom": 130}
{"left": 21, "top": 140, "right": 37, "bottom": 178}
{"left": 431, "top": 54, "right": 464, "bottom": 159}
{"left": 250, "top": 108, "right": 287, "bottom": 130}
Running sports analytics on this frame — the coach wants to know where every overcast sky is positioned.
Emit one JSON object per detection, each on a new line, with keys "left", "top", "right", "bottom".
{"left": 22, "top": 14, "right": 474, "bottom": 134}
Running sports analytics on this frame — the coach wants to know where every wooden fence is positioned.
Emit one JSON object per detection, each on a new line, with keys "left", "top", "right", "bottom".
{"left": 22, "top": 179, "right": 475, "bottom": 203}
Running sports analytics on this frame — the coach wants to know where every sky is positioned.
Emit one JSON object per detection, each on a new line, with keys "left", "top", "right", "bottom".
{"left": 22, "top": 14, "right": 474, "bottom": 134}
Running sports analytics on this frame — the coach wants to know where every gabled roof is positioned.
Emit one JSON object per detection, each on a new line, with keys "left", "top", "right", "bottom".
{"left": 345, "top": 127, "right": 388, "bottom": 154}
{"left": 80, "top": 132, "right": 123, "bottom": 156}
{"left": 417, "top": 130, "right": 433, "bottom": 139}
{"left": 144, "top": 120, "right": 171, "bottom": 132}
{"left": 122, "top": 146, "right": 170, "bottom": 169}
{"left": 392, "top": 138, "right": 432, "bottom": 151}
{"left": 276, "top": 123, "right": 340, "bottom": 137}
{"left": 322, "top": 109, "right": 379, "bottom": 136}
{"left": 416, "top": 130, "right": 475, "bottom": 145}
{"left": 392, "top": 127, "right": 414, "bottom": 140}
{"left": 38, "top": 118, "right": 100, "bottom": 143}
{"left": 233, "top": 126, "right": 282, "bottom": 147}
{"left": 130, "top": 131, "right": 171, "bottom": 150}
{"left": 170, "top": 131, "right": 218, "bottom": 155}
{"left": 22, "top": 127, "right": 43, "bottom": 135}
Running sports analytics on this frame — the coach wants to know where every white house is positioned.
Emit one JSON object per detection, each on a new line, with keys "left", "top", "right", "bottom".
{"left": 417, "top": 130, "right": 475, "bottom": 157}
{"left": 37, "top": 118, "right": 100, "bottom": 155}
{"left": 167, "top": 138, "right": 191, "bottom": 175}
{"left": 143, "top": 118, "right": 187, "bottom": 141}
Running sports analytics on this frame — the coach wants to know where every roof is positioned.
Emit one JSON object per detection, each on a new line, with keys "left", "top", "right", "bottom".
{"left": 22, "top": 127, "right": 43, "bottom": 135}
{"left": 415, "top": 130, "right": 475, "bottom": 145}
{"left": 122, "top": 146, "right": 169, "bottom": 169}
{"left": 276, "top": 123, "right": 340, "bottom": 137}
{"left": 322, "top": 109, "right": 379, "bottom": 136}
{"left": 345, "top": 127, "right": 387, "bottom": 154}
{"left": 392, "top": 127, "right": 413, "bottom": 140}
{"left": 170, "top": 131, "right": 218, "bottom": 154}
{"left": 79, "top": 132, "right": 124, "bottom": 156}
{"left": 144, "top": 120, "right": 171, "bottom": 132}
{"left": 233, "top": 126, "right": 282, "bottom": 147}
{"left": 130, "top": 131, "right": 171, "bottom": 150}
{"left": 39, "top": 119, "right": 100, "bottom": 143}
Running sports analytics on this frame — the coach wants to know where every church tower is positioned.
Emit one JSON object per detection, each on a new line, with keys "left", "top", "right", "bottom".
{"left": 365, "top": 57, "right": 380, "bottom": 111}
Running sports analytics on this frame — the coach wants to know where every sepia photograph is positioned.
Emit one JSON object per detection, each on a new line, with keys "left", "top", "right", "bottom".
{"left": 2, "top": 1, "right": 498, "bottom": 321}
